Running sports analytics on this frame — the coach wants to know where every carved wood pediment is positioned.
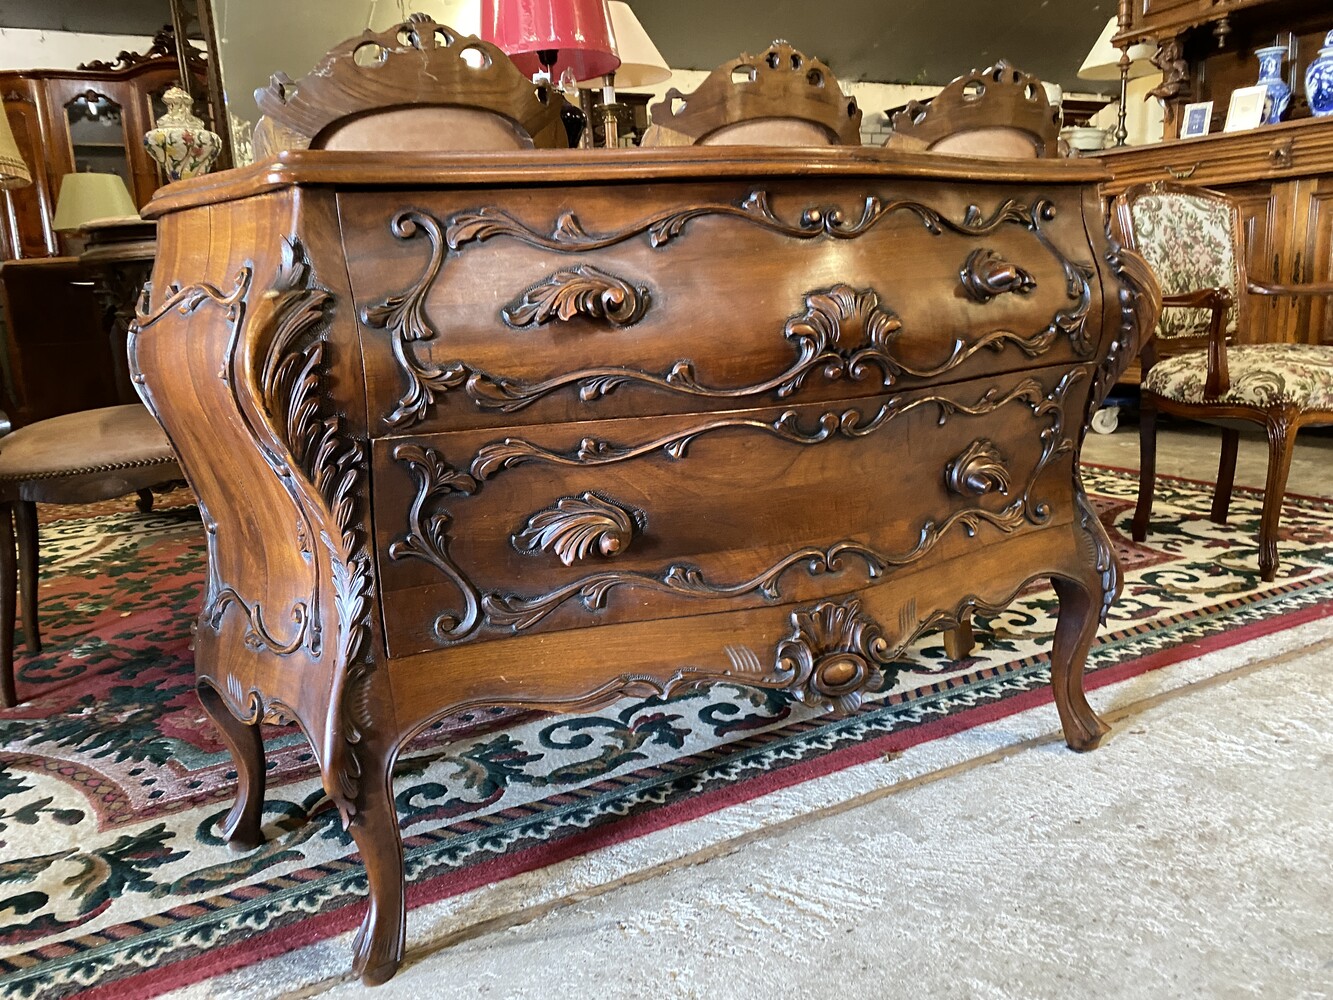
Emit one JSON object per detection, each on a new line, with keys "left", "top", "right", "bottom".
{"left": 253, "top": 15, "right": 566, "bottom": 157}
{"left": 644, "top": 40, "right": 862, "bottom": 147}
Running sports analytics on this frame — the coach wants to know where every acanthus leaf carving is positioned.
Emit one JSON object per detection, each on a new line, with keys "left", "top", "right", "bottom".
{"left": 363, "top": 193, "right": 1094, "bottom": 428}
{"left": 502, "top": 265, "right": 650, "bottom": 329}
{"left": 513, "top": 493, "right": 645, "bottom": 565}
{"left": 773, "top": 598, "right": 896, "bottom": 715}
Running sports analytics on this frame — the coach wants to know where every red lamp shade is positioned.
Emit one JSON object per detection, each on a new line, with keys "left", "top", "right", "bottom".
{"left": 483, "top": 0, "right": 621, "bottom": 82}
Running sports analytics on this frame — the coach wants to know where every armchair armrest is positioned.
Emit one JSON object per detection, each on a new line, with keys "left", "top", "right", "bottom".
{"left": 1246, "top": 278, "right": 1333, "bottom": 297}
{"left": 1154, "top": 287, "right": 1233, "bottom": 397}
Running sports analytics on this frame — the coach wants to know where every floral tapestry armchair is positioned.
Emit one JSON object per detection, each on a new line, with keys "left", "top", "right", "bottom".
{"left": 1114, "top": 181, "right": 1333, "bottom": 582}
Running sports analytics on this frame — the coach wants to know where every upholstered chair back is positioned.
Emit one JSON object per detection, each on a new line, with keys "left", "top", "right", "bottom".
{"left": 1124, "top": 186, "right": 1242, "bottom": 342}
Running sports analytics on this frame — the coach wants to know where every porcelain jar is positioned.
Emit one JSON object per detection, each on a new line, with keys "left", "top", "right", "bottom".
{"left": 1307, "top": 31, "right": 1333, "bottom": 118}
{"left": 143, "top": 87, "right": 222, "bottom": 182}
{"left": 1254, "top": 45, "right": 1291, "bottom": 124}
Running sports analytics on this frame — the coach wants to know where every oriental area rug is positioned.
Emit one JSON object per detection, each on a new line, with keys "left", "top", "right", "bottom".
{"left": 1, "top": 466, "right": 1331, "bottom": 999}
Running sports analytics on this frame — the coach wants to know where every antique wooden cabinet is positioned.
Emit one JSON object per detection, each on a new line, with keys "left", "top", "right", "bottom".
{"left": 0, "top": 27, "right": 208, "bottom": 261}
{"left": 1115, "top": 0, "right": 1331, "bottom": 133}
{"left": 134, "top": 147, "right": 1157, "bottom": 983}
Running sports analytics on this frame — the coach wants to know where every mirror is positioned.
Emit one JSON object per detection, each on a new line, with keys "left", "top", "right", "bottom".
{"left": 64, "top": 92, "right": 132, "bottom": 189}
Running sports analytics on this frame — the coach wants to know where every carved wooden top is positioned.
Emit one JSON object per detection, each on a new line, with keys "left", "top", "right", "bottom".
{"left": 76, "top": 24, "right": 206, "bottom": 74}
{"left": 642, "top": 41, "right": 862, "bottom": 147}
{"left": 885, "top": 60, "right": 1060, "bottom": 158}
{"left": 142, "top": 146, "right": 1108, "bottom": 217}
{"left": 252, "top": 15, "right": 567, "bottom": 157}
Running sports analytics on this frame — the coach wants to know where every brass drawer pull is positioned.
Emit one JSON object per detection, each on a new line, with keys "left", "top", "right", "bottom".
{"left": 960, "top": 248, "right": 1037, "bottom": 303}
{"left": 1164, "top": 163, "right": 1199, "bottom": 180}
{"left": 502, "top": 264, "right": 650, "bottom": 329}
{"left": 513, "top": 492, "right": 645, "bottom": 565}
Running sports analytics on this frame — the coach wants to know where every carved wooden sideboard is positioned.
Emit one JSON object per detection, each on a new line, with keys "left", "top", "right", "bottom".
{"left": 133, "top": 147, "right": 1157, "bottom": 984}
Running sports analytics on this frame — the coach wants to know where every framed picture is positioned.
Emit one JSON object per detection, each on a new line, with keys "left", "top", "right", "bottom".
{"left": 1224, "top": 85, "right": 1267, "bottom": 132}
{"left": 1181, "top": 101, "right": 1213, "bottom": 138}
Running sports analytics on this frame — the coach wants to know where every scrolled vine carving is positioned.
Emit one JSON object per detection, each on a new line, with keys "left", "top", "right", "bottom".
{"left": 502, "top": 265, "right": 650, "bottom": 329}
{"left": 364, "top": 192, "right": 1094, "bottom": 428}
{"left": 388, "top": 444, "right": 481, "bottom": 642}
{"left": 513, "top": 493, "right": 645, "bottom": 566}
{"left": 945, "top": 439, "right": 1011, "bottom": 497}
{"left": 396, "top": 371, "right": 1084, "bottom": 645}
{"left": 773, "top": 598, "right": 896, "bottom": 715}
{"left": 960, "top": 248, "right": 1037, "bottom": 303}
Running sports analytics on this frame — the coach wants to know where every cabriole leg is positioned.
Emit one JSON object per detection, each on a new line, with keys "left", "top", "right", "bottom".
{"left": 1050, "top": 575, "right": 1110, "bottom": 752}
{"left": 0, "top": 503, "right": 16, "bottom": 708}
{"left": 197, "top": 680, "right": 267, "bottom": 851}
{"left": 1257, "top": 413, "right": 1297, "bottom": 583}
{"left": 345, "top": 741, "right": 406, "bottom": 986}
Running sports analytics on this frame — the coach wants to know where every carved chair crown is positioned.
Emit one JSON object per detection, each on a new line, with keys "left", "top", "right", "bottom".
{"left": 253, "top": 15, "right": 567, "bottom": 157}
{"left": 1118, "top": 181, "right": 1242, "bottom": 341}
{"left": 885, "top": 60, "right": 1060, "bottom": 158}
{"left": 642, "top": 40, "right": 862, "bottom": 147}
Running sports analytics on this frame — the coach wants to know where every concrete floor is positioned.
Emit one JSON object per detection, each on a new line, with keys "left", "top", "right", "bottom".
{"left": 178, "top": 426, "right": 1333, "bottom": 1000}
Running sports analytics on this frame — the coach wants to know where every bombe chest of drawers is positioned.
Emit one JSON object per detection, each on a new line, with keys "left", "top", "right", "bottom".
{"left": 133, "top": 146, "right": 1157, "bottom": 984}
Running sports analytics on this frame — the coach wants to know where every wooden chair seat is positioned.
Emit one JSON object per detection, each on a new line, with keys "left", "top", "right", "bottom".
{"left": 1142, "top": 343, "right": 1333, "bottom": 410}
{"left": 0, "top": 403, "right": 182, "bottom": 706}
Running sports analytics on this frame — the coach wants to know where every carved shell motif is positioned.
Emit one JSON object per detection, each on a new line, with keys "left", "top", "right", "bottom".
{"left": 502, "top": 265, "right": 651, "bottom": 329}
{"left": 513, "top": 493, "right": 646, "bottom": 566}
{"left": 945, "top": 439, "right": 1012, "bottom": 497}
{"left": 773, "top": 598, "right": 896, "bottom": 715}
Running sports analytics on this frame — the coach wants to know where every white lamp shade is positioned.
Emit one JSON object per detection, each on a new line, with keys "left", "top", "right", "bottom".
{"left": 52, "top": 173, "right": 138, "bottom": 230}
{"left": 606, "top": 2, "right": 670, "bottom": 88}
{"left": 1078, "top": 17, "right": 1157, "bottom": 81}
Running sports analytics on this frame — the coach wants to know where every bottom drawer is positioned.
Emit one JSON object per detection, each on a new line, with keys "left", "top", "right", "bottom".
{"left": 371, "top": 365, "right": 1089, "bottom": 657}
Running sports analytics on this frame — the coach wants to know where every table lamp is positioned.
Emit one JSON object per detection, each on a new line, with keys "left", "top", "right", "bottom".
{"left": 1078, "top": 16, "right": 1157, "bottom": 147}
{"left": 52, "top": 173, "right": 138, "bottom": 231}
{"left": 0, "top": 107, "right": 32, "bottom": 190}
{"left": 482, "top": 0, "right": 620, "bottom": 83}
{"left": 596, "top": 2, "right": 670, "bottom": 147}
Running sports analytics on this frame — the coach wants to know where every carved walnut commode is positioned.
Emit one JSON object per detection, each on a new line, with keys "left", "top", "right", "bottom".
{"left": 133, "top": 147, "right": 1158, "bottom": 984}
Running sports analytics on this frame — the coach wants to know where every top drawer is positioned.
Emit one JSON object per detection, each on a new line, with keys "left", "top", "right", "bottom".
{"left": 340, "top": 177, "right": 1103, "bottom": 435}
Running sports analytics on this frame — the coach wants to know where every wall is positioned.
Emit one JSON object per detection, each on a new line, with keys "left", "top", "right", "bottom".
{"left": 0, "top": 28, "right": 157, "bottom": 71}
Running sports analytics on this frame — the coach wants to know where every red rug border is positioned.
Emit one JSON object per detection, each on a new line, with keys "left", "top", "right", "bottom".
{"left": 82, "top": 596, "right": 1333, "bottom": 1000}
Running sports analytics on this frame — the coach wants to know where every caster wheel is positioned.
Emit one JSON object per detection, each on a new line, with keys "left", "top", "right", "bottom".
{"left": 1090, "top": 405, "right": 1119, "bottom": 435}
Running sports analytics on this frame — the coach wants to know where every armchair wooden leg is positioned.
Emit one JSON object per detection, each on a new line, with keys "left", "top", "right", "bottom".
{"left": 1131, "top": 396, "right": 1158, "bottom": 543}
{"left": 135, "top": 489, "right": 155, "bottom": 514}
{"left": 15, "top": 501, "right": 40, "bottom": 654}
{"left": 1210, "top": 428, "right": 1239, "bottom": 525}
{"left": 0, "top": 503, "right": 16, "bottom": 708}
{"left": 1257, "top": 411, "right": 1298, "bottom": 583}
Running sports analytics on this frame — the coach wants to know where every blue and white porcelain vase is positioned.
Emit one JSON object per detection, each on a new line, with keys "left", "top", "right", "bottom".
{"left": 1306, "top": 30, "right": 1333, "bottom": 118}
{"left": 1254, "top": 45, "right": 1291, "bottom": 124}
